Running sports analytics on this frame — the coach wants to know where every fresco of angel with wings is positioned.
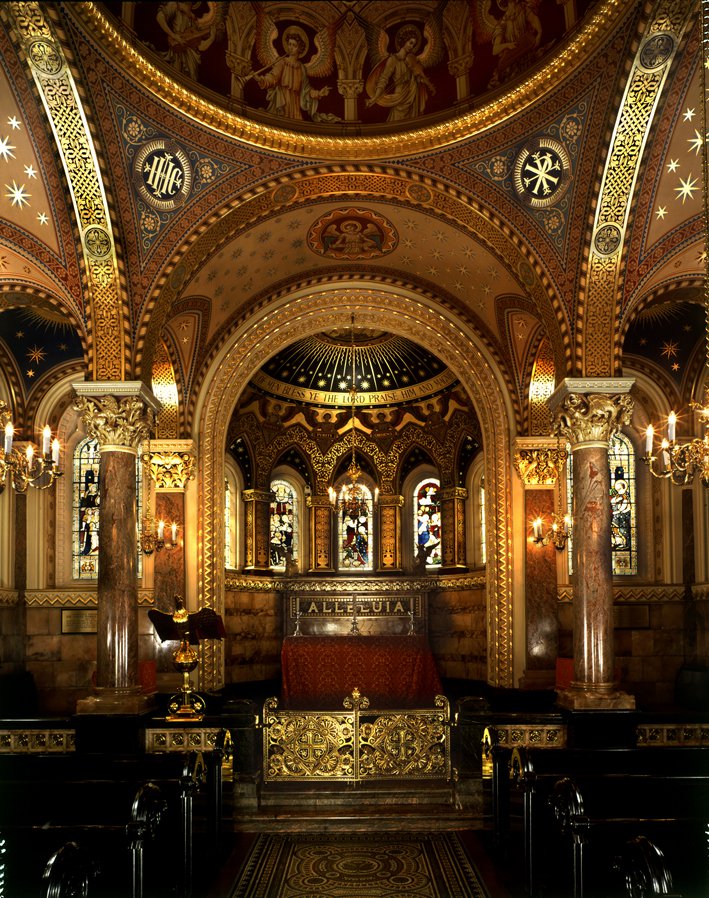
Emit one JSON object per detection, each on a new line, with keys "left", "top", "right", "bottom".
{"left": 364, "top": 7, "right": 446, "bottom": 122}
{"left": 252, "top": 10, "right": 340, "bottom": 123}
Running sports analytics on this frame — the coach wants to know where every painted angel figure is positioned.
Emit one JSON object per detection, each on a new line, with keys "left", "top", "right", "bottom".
{"left": 476, "top": 0, "right": 543, "bottom": 88}
{"left": 252, "top": 12, "right": 341, "bottom": 123}
{"left": 155, "top": 2, "right": 226, "bottom": 81}
{"left": 364, "top": 10, "right": 445, "bottom": 122}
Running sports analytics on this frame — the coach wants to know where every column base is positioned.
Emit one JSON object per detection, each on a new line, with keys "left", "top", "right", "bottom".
{"left": 76, "top": 686, "right": 157, "bottom": 715}
{"left": 556, "top": 684, "right": 635, "bottom": 710}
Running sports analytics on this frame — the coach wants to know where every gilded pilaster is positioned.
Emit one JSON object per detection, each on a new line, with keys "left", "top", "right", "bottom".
{"left": 243, "top": 488, "right": 272, "bottom": 573}
{"left": 377, "top": 494, "right": 404, "bottom": 572}
{"left": 307, "top": 495, "right": 335, "bottom": 573}
{"left": 513, "top": 437, "right": 566, "bottom": 687}
{"left": 439, "top": 487, "right": 468, "bottom": 571}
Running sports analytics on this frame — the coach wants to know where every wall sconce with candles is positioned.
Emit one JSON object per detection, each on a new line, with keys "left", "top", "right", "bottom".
{"left": 643, "top": 410, "right": 709, "bottom": 487}
{"left": 0, "top": 400, "right": 61, "bottom": 493}
{"left": 531, "top": 509, "right": 572, "bottom": 551}
{"left": 140, "top": 508, "right": 179, "bottom": 556}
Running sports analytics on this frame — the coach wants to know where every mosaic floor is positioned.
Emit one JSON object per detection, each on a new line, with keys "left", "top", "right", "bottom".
{"left": 229, "top": 831, "right": 491, "bottom": 898}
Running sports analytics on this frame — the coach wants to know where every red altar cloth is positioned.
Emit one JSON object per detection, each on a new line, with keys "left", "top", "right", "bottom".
{"left": 280, "top": 635, "right": 443, "bottom": 709}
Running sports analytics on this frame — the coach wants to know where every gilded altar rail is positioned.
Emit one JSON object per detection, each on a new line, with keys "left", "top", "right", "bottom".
{"left": 262, "top": 690, "right": 452, "bottom": 784}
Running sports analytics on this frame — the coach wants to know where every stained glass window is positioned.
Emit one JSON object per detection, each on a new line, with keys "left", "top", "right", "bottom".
{"left": 414, "top": 478, "right": 442, "bottom": 567}
{"left": 338, "top": 484, "right": 373, "bottom": 570}
{"left": 225, "top": 479, "right": 232, "bottom": 568}
{"left": 566, "top": 433, "right": 636, "bottom": 576}
{"left": 609, "top": 433, "right": 636, "bottom": 575}
{"left": 270, "top": 479, "right": 297, "bottom": 570}
{"left": 73, "top": 439, "right": 100, "bottom": 579}
{"left": 479, "top": 475, "right": 486, "bottom": 566}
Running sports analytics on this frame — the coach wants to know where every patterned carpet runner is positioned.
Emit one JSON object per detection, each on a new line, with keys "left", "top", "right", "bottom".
{"left": 229, "top": 831, "right": 490, "bottom": 897}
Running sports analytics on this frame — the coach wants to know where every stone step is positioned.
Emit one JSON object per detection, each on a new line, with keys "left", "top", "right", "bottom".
{"left": 258, "top": 781, "right": 455, "bottom": 808}
{"left": 228, "top": 804, "right": 490, "bottom": 833}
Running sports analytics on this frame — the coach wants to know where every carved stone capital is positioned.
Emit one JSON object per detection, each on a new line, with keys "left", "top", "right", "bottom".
{"left": 377, "top": 494, "right": 405, "bottom": 508}
{"left": 337, "top": 79, "right": 364, "bottom": 99}
{"left": 73, "top": 381, "right": 160, "bottom": 452}
{"left": 448, "top": 54, "right": 474, "bottom": 77}
{"left": 549, "top": 378, "right": 634, "bottom": 447}
{"left": 242, "top": 488, "right": 273, "bottom": 504}
{"left": 143, "top": 439, "right": 196, "bottom": 491}
{"left": 513, "top": 437, "right": 567, "bottom": 485}
{"left": 439, "top": 487, "right": 468, "bottom": 500}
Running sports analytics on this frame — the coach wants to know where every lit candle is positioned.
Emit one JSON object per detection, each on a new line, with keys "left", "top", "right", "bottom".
{"left": 42, "top": 425, "right": 51, "bottom": 457}
{"left": 157, "top": 520, "right": 165, "bottom": 540}
{"left": 51, "top": 439, "right": 60, "bottom": 466}
{"left": 645, "top": 424, "right": 654, "bottom": 455}
{"left": 532, "top": 518, "right": 542, "bottom": 540}
{"left": 4, "top": 422, "right": 13, "bottom": 455}
{"left": 668, "top": 411, "right": 676, "bottom": 443}
{"left": 171, "top": 522, "right": 178, "bottom": 543}
{"left": 661, "top": 438, "right": 670, "bottom": 469}
{"left": 26, "top": 444, "right": 33, "bottom": 465}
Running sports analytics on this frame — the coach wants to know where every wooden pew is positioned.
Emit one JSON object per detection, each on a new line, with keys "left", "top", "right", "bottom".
{"left": 0, "top": 749, "right": 215, "bottom": 898}
{"left": 545, "top": 776, "right": 702, "bottom": 898}
{"left": 500, "top": 745, "right": 709, "bottom": 898}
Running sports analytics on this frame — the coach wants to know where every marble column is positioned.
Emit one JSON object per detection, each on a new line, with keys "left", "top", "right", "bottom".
{"left": 377, "top": 494, "right": 404, "bottom": 572}
{"left": 73, "top": 381, "right": 160, "bottom": 714}
{"left": 549, "top": 378, "right": 635, "bottom": 710}
{"left": 439, "top": 487, "right": 468, "bottom": 571}
{"left": 513, "top": 437, "right": 567, "bottom": 688}
{"left": 307, "top": 495, "right": 335, "bottom": 573}
{"left": 242, "top": 488, "right": 272, "bottom": 573}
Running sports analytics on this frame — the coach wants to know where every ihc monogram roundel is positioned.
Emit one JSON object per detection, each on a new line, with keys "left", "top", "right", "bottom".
{"left": 133, "top": 139, "right": 192, "bottom": 211}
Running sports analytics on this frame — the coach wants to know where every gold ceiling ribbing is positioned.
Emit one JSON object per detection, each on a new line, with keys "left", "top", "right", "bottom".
{"left": 5, "top": 1, "right": 125, "bottom": 381}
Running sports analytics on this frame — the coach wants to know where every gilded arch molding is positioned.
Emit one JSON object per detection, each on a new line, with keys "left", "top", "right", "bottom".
{"left": 4, "top": 1, "right": 126, "bottom": 381}
{"left": 140, "top": 169, "right": 569, "bottom": 380}
{"left": 196, "top": 289, "right": 514, "bottom": 691}
{"left": 581, "top": 0, "right": 696, "bottom": 376}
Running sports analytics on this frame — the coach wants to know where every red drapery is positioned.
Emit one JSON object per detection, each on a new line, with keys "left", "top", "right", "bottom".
{"left": 280, "top": 634, "right": 443, "bottom": 709}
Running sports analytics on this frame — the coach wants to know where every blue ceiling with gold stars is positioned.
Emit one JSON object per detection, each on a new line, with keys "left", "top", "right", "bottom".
{"left": 0, "top": 306, "right": 84, "bottom": 397}
{"left": 623, "top": 298, "right": 705, "bottom": 389}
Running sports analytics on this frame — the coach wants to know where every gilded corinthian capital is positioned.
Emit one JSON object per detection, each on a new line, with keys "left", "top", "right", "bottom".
{"left": 73, "top": 381, "right": 160, "bottom": 451}
{"left": 548, "top": 378, "right": 634, "bottom": 447}
{"left": 143, "top": 440, "right": 196, "bottom": 490}
{"left": 513, "top": 437, "right": 567, "bottom": 485}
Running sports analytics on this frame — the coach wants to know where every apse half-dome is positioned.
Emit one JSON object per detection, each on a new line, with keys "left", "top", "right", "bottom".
{"left": 251, "top": 329, "right": 458, "bottom": 408}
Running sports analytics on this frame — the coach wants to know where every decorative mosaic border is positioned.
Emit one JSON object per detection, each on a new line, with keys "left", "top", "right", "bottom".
{"left": 225, "top": 575, "right": 486, "bottom": 592}
{"left": 144, "top": 727, "right": 222, "bottom": 753}
{"left": 493, "top": 724, "right": 567, "bottom": 748}
{"left": 0, "top": 729, "right": 75, "bottom": 753}
{"left": 636, "top": 724, "right": 709, "bottom": 747}
{"left": 557, "top": 584, "right": 687, "bottom": 604}
{"left": 24, "top": 588, "right": 154, "bottom": 607}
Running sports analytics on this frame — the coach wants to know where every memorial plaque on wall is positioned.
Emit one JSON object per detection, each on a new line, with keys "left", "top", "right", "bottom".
{"left": 61, "top": 609, "right": 98, "bottom": 634}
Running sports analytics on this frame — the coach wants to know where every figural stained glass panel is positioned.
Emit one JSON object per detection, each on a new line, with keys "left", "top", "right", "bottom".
{"left": 414, "top": 478, "right": 442, "bottom": 567}
{"left": 270, "top": 479, "right": 297, "bottom": 570}
{"left": 338, "top": 484, "right": 373, "bottom": 570}
{"left": 566, "top": 433, "right": 636, "bottom": 576}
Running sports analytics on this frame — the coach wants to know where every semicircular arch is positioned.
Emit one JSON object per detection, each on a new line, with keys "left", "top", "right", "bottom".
{"left": 137, "top": 169, "right": 570, "bottom": 382}
{"left": 194, "top": 289, "right": 515, "bottom": 690}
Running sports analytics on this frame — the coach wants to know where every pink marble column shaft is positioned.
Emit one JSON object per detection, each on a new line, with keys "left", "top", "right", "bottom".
{"left": 96, "top": 448, "right": 139, "bottom": 690}
{"left": 570, "top": 444, "right": 614, "bottom": 688}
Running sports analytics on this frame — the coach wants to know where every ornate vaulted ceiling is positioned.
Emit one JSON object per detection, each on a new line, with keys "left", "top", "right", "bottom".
{"left": 0, "top": 0, "right": 704, "bottom": 440}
